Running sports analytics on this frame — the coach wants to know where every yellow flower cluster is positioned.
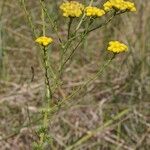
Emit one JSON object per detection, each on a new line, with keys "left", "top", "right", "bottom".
{"left": 35, "top": 36, "right": 53, "bottom": 47}
{"left": 59, "top": 1, "right": 84, "bottom": 17}
{"left": 107, "top": 41, "right": 128, "bottom": 53}
{"left": 103, "top": 0, "right": 136, "bottom": 12}
{"left": 85, "top": 6, "right": 105, "bottom": 17}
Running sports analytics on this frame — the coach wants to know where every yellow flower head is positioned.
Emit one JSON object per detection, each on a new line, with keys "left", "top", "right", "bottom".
{"left": 35, "top": 36, "right": 53, "bottom": 47}
{"left": 107, "top": 41, "right": 128, "bottom": 53}
{"left": 103, "top": 0, "right": 136, "bottom": 12}
{"left": 60, "top": 1, "right": 84, "bottom": 17}
{"left": 85, "top": 6, "right": 105, "bottom": 17}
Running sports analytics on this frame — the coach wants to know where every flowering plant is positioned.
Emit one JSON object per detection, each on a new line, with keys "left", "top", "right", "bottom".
{"left": 21, "top": 0, "right": 136, "bottom": 149}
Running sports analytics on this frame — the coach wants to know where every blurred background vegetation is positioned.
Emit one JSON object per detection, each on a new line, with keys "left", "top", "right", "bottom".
{"left": 0, "top": 0, "right": 150, "bottom": 149}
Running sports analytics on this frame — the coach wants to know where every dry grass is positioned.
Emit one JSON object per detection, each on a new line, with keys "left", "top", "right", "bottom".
{"left": 0, "top": 0, "right": 150, "bottom": 149}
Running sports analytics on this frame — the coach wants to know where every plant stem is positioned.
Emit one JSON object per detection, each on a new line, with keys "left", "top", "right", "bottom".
{"left": 50, "top": 54, "right": 116, "bottom": 114}
{"left": 59, "top": 18, "right": 94, "bottom": 73}
{"left": 88, "top": 12, "right": 116, "bottom": 33}
{"left": 68, "top": 17, "right": 73, "bottom": 39}
{"left": 39, "top": 46, "right": 52, "bottom": 147}
{"left": 43, "top": 47, "right": 52, "bottom": 103}
{"left": 40, "top": 1, "right": 63, "bottom": 44}
{"left": 38, "top": 1, "right": 53, "bottom": 147}
{"left": 75, "top": 0, "right": 94, "bottom": 31}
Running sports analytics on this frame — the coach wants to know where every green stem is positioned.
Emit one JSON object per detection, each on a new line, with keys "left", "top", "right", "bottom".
{"left": 40, "top": 1, "right": 63, "bottom": 44}
{"left": 75, "top": 0, "right": 94, "bottom": 31}
{"left": 52, "top": 12, "right": 118, "bottom": 91}
{"left": 43, "top": 47, "right": 52, "bottom": 102}
{"left": 39, "top": 1, "right": 52, "bottom": 145}
{"left": 50, "top": 54, "right": 116, "bottom": 114}
{"left": 59, "top": 18, "right": 94, "bottom": 74}
{"left": 39, "top": 46, "right": 53, "bottom": 147}
{"left": 88, "top": 12, "right": 116, "bottom": 33}
{"left": 88, "top": 10, "right": 127, "bottom": 33}
{"left": 68, "top": 17, "right": 73, "bottom": 39}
